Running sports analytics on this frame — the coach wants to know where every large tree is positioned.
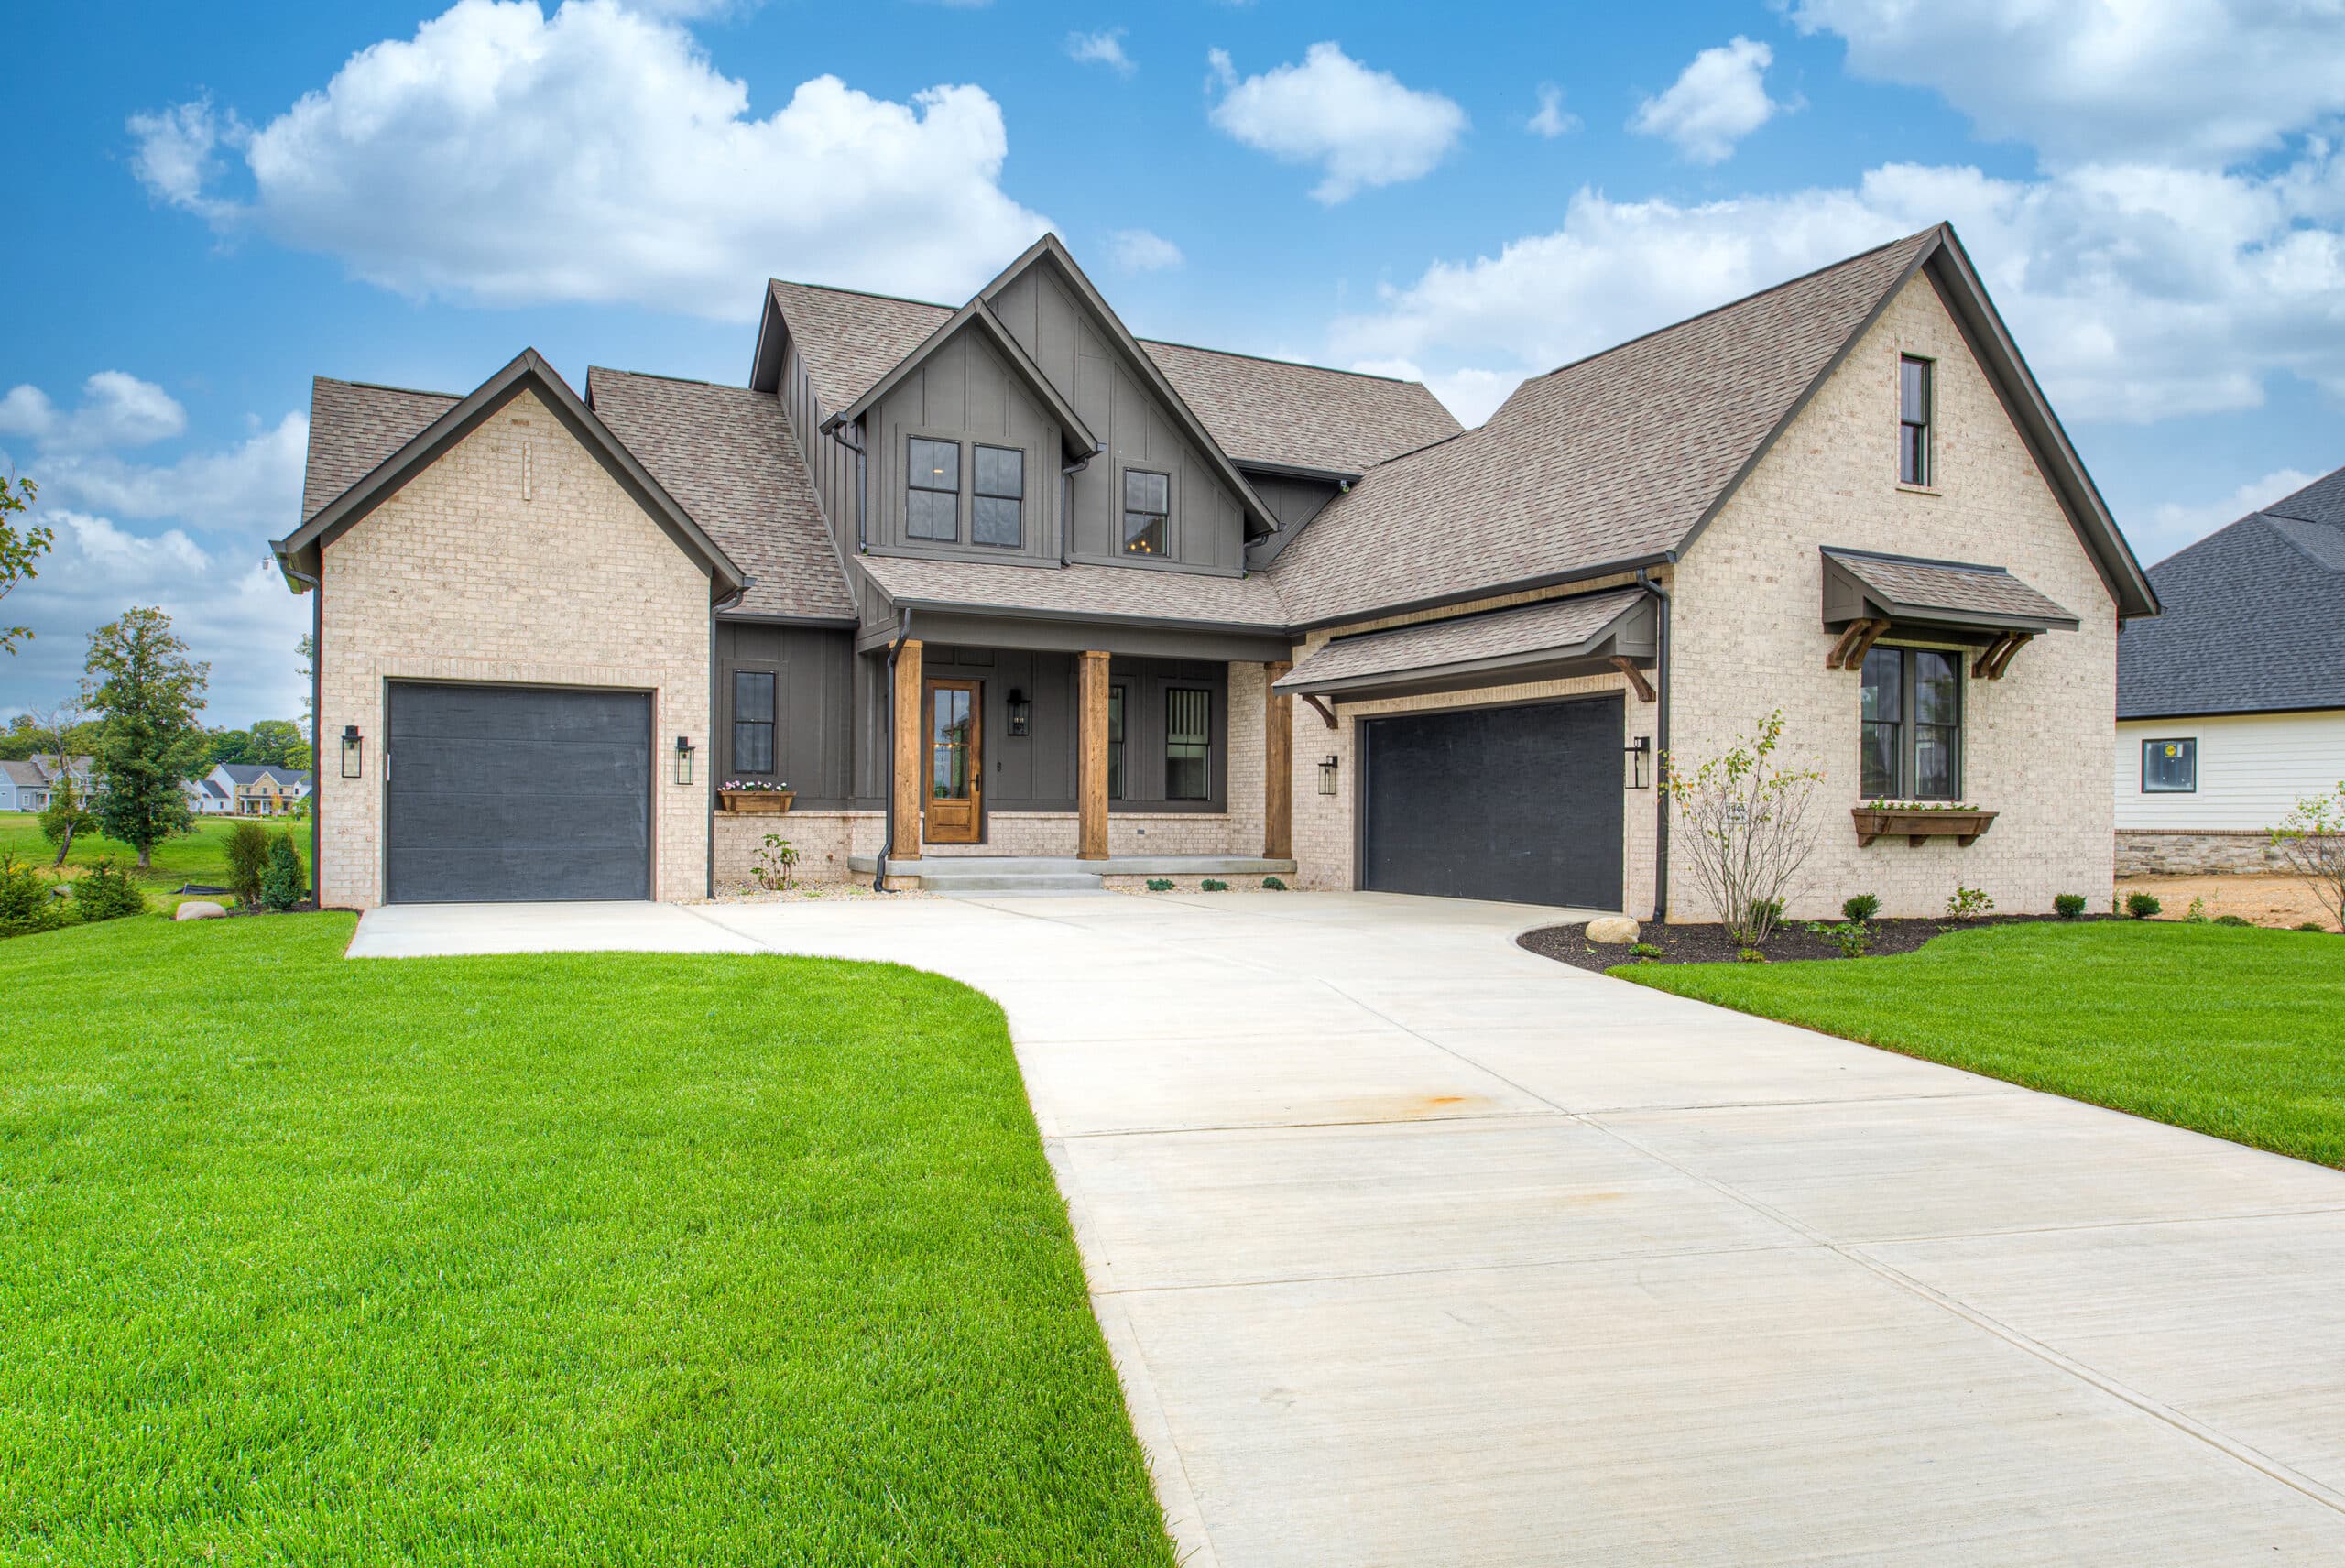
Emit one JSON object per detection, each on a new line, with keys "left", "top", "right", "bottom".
{"left": 246, "top": 718, "right": 307, "bottom": 768}
{"left": 86, "top": 607, "right": 210, "bottom": 869}
{"left": 1, "top": 474, "right": 52, "bottom": 656}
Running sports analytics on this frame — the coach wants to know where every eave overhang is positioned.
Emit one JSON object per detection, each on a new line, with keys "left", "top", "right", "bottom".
{"left": 823, "top": 298, "right": 1102, "bottom": 461}
{"left": 1276, "top": 586, "right": 1656, "bottom": 705}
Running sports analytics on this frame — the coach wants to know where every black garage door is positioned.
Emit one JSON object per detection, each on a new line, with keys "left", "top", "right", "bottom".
{"left": 1359, "top": 695, "right": 1624, "bottom": 909}
{"left": 387, "top": 682, "right": 652, "bottom": 903}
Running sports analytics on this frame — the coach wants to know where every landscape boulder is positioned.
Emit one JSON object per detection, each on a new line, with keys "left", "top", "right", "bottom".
{"left": 1583, "top": 915, "right": 1641, "bottom": 944}
{"left": 174, "top": 900, "right": 227, "bottom": 921}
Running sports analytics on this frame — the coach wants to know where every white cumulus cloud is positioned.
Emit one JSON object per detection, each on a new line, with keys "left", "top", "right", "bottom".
{"left": 1527, "top": 83, "right": 1578, "bottom": 139}
{"left": 1206, "top": 42, "right": 1467, "bottom": 203}
{"left": 1629, "top": 36, "right": 1787, "bottom": 165}
{"left": 2143, "top": 466, "right": 2326, "bottom": 561}
{"left": 0, "top": 373, "right": 188, "bottom": 452}
{"left": 1066, "top": 27, "right": 1134, "bottom": 75}
{"left": 1107, "top": 228, "right": 1183, "bottom": 272}
{"left": 128, "top": 0, "right": 1051, "bottom": 316}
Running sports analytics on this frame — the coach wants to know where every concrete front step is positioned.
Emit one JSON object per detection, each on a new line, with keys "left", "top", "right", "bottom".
{"left": 923, "top": 872, "right": 1107, "bottom": 894}
{"left": 847, "top": 853, "right": 1297, "bottom": 878}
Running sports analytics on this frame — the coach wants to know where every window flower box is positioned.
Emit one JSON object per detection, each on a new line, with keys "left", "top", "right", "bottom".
{"left": 719, "top": 782, "right": 795, "bottom": 814}
{"left": 1852, "top": 801, "right": 1995, "bottom": 847}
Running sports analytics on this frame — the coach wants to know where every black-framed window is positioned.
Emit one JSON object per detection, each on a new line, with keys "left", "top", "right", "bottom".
{"left": 2143, "top": 737, "right": 2197, "bottom": 793}
{"left": 1165, "top": 687, "right": 1210, "bottom": 800}
{"left": 974, "top": 444, "right": 1023, "bottom": 549}
{"left": 733, "top": 670, "right": 775, "bottom": 775}
{"left": 1107, "top": 682, "right": 1128, "bottom": 800}
{"left": 1899, "top": 355, "right": 1933, "bottom": 486}
{"left": 908, "top": 437, "right": 959, "bottom": 541}
{"left": 1860, "top": 645, "right": 1961, "bottom": 799}
{"left": 1124, "top": 469, "right": 1169, "bottom": 556}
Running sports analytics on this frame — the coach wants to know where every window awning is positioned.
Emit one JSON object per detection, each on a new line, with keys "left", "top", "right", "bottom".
{"left": 1821, "top": 548, "right": 2078, "bottom": 680}
{"left": 1274, "top": 586, "right": 1656, "bottom": 710}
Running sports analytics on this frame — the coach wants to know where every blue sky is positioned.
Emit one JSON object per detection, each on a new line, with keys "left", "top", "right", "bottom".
{"left": 5, "top": 0, "right": 2342, "bottom": 727}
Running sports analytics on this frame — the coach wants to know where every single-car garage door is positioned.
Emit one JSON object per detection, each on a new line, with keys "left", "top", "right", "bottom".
{"left": 387, "top": 681, "right": 652, "bottom": 904}
{"left": 1359, "top": 695, "right": 1624, "bottom": 909}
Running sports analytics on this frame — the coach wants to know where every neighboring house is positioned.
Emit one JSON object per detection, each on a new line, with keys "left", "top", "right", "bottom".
{"left": 198, "top": 763, "right": 313, "bottom": 817}
{"left": 2114, "top": 465, "right": 2345, "bottom": 874}
{"left": 183, "top": 774, "right": 236, "bottom": 815}
{"left": 273, "top": 224, "right": 2154, "bottom": 917}
{"left": 0, "top": 755, "right": 96, "bottom": 813}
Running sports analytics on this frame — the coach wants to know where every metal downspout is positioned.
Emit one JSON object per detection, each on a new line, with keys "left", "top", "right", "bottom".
{"left": 1060, "top": 447, "right": 1097, "bottom": 566}
{"left": 707, "top": 581, "right": 749, "bottom": 898}
{"left": 873, "top": 607, "right": 911, "bottom": 892}
{"left": 286, "top": 564, "right": 323, "bottom": 906}
{"left": 1637, "top": 567, "right": 1672, "bottom": 923}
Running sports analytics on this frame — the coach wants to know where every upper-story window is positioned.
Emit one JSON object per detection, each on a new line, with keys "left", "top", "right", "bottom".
{"left": 1899, "top": 355, "right": 1933, "bottom": 486}
{"left": 973, "top": 445, "right": 1023, "bottom": 549}
{"left": 1124, "top": 470, "right": 1170, "bottom": 556}
{"left": 1860, "top": 645, "right": 1960, "bottom": 800}
{"left": 908, "top": 437, "right": 959, "bottom": 541}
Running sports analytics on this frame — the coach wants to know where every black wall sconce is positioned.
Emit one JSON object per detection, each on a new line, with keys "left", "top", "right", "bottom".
{"left": 674, "top": 735, "right": 695, "bottom": 786}
{"left": 1318, "top": 754, "right": 1340, "bottom": 796}
{"left": 1006, "top": 688, "right": 1032, "bottom": 737}
{"left": 341, "top": 724, "right": 364, "bottom": 779}
{"left": 1625, "top": 735, "right": 1652, "bottom": 790}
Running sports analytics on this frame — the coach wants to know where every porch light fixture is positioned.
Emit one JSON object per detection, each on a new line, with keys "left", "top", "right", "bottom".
{"left": 340, "top": 724, "right": 364, "bottom": 779}
{"left": 1625, "top": 735, "right": 1652, "bottom": 790}
{"left": 1007, "top": 687, "right": 1031, "bottom": 737}
{"left": 1318, "top": 754, "right": 1340, "bottom": 796}
{"left": 674, "top": 735, "right": 694, "bottom": 787}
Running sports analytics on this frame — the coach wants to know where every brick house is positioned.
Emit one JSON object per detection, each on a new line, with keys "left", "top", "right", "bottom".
{"left": 273, "top": 224, "right": 2156, "bottom": 918}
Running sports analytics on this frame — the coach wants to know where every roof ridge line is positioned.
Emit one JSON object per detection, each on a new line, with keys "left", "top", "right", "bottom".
{"left": 318, "top": 375, "right": 462, "bottom": 399}
{"left": 589, "top": 365, "right": 758, "bottom": 394}
{"left": 769, "top": 277, "right": 954, "bottom": 312}
{"left": 1137, "top": 335, "right": 1423, "bottom": 386}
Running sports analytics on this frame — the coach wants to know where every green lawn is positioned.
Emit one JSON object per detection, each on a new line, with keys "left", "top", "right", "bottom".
{"left": 1620, "top": 920, "right": 2345, "bottom": 1168}
{"left": 0, "top": 811, "right": 311, "bottom": 892}
{"left": 0, "top": 915, "right": 1173, "bottom": 1565}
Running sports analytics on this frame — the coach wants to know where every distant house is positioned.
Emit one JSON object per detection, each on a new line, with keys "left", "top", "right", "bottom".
{"left": 2115, "top": 465, "right": 2345, "bottom": 873}
{"left": 191, "top": 763, "right": 315, "bottom": 818}
{"left": 183, "top": 774, "right": 237, "bottom": 816}
{"left": 0, "top": 755, "right": 97, "bottom": 813}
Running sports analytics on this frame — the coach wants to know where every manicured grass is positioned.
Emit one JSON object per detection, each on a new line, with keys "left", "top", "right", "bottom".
{"left": 0, "top": 916, "right": 1173, "bottom": 1565}
{"left": 1619, "top": 920, "right": 2345, "bottom": 1168}
{"left": 0, "top": 811, "right": 311, "bottom": 891}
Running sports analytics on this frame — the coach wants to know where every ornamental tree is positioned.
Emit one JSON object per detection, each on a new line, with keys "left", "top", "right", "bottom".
{"left": 85, "top": 606, "right": 210, "bottom": 869}
{"left": 1660, "top": 708, "right": 1826, "bottom": 946}
{"left": 2272, "top": 781, "right": 2345, "bottom": 933}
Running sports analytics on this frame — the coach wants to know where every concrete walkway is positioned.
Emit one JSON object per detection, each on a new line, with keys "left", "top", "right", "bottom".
{"left": 353, "top": 892, "right": 2345, "bottom": 1563}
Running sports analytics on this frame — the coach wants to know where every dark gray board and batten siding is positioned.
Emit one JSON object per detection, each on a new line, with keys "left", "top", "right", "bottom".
{"left": 712, "top": 623, "right": 858, "bottom": 804}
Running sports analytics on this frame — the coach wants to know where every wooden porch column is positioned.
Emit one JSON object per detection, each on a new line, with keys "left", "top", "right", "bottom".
{"left": 1077, "top": 648, "right": 1110, "bottom": 860}
{"left": 891, "top": 638, "right": 924, "bottom": 862}
{"left": 1263, "top": 659, "right": 1292, "bottom": 859}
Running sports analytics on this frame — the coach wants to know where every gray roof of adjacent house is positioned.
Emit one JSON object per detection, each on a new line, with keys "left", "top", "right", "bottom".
{"left": 217, "top": 764, "right": 312, "bottom": 788}
{"left": 587, "top": 368, "right": 856, "bottom": 622}
{"left": 2118, "top": 465, "right": 2345, "bottom": 719}
{"left": 1, "top": 759, "right": 49, "bottom": 789}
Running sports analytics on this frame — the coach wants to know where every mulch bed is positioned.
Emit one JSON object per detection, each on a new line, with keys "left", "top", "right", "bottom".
{"left": 1522, "top": 912, "right": 2113, "bottom": 972}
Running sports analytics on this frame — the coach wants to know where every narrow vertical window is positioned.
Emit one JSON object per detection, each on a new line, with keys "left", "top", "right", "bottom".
{"left": 1165, "top": 687, "right": 1210, "bottom": 800}
{"left": 1107, "top": 683, "right": 1127, "bottom": 800}
{"left": 1899, "top": 355, "right": 1932, "bottom": 485}
{"left": 1911, "top": 649, "right": 1959, "bottom": 799}
{"left": 973, "top": 444, "right": 1023, "bottom": 549}
{"left": 1123, "top": 469, "right": 1170, "bottom": 555}
{"left": 733, "top": 670, "right": 776, "bottom": 775}
{"left": 908, "top": 437, "right": 959, "bottom": 541}
{"left": 1860, "top": 647, "right": 1903, "bottom": 798}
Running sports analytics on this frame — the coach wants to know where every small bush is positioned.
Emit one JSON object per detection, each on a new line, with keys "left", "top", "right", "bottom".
{"left": 1734, "top": 947, "right": 1766, "bottom": 964}
{"left": 1199, "top": 877, "right": 1229, "bottom": 892}
{"left": 72, "top": 858, "right": 147, "bottom": 923}
{"left": 1945, "top": 885, "right": 1994, "bottom": 922}
{"left": 259, "top": 833, "right": 306, "bottom": 912}
{"left": 223, "top": 821, "right": 272, "bottom": 905}
{"left": 1143, "top": 877, "right": 1174, "bottom": 892}
{"left": 0, "top": 853, "right": 63, "bottom": 938}
{"left": 2213, "top": 914, "right": 2252, "bottom": 928}
{"left": 2296, "top": 920, "right": 2329, "bottom": 933}
{"left": 1260, "top": 877, "right": 1287, "bottom": 891}
{"left": 1628, "top": 942, "right": 1665, "bottom": 961}
{"left": 2125, "top": 891, "right": 2163, "bottom": 920}
{"left": 1746, "top": 898, "right": 1784, "bottom": 932}
{"left": 1805, "top": 918, "right": 1872, "bottom": 959}
{"left": 2185, "top": 896, "right": 2209, "bottom": 924}
{"left": 1840, "top": 892, "right": 1880, "bottom": 924}
{"left": 2053, "top": 893, "right": 2088, "bottom": 920}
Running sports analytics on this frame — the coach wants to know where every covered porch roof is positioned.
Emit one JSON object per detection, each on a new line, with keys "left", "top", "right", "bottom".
{"left": 855, "top": 552, "right": 1292, "bottom": 662}
{"left": 1819, "top": 547, "right": 2078, "bottom": 681}
{"left": 1274, "top": 586, "right": 1656, "bottom": 705}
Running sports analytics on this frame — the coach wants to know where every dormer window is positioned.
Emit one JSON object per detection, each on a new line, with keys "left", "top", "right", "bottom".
{"left": 974, "top": 444, "right": 1023, "bottom": 549}
{"left": 1124, "top": 469, "right": 1169, "bottom": 555}
{"left": 908, "top": 437, "right": 959, "bottom": 541}
{"left": 1899, "top": 356, "right": 1932, "bottom": 486}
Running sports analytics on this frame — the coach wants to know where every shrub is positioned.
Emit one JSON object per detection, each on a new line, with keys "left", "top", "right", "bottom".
{"left": 223, "top": 821, "right": 272, "bottom": 906}
{"left": 2125, "top": 891, "right": 2163, "bottom": 920}
{"left": 1661, "top": 710, "right": 1825, "bottom": 947}
{"left": 1840, "top": 892, "right": 1880, "bottom": 924}
{"left": 753, "top": 834, "right": 799, "bottom": 892}
{"left": 1945, "top": 885, "right": 1994, "bottom": 922}
{"left": 71, "top": 858, "right": 147, "bottom": 923}
{"left": 2270, "top": 780, "right": 2345, "bottom": 934}
{"left": 2185, "top": 896, "right": 2209, "bottom": 924}
{"left": 2053, "top": 893, "right": 2088, "bottom": 920}
{"left": 1804, "top": 919, "right": 1872, "bottom": 959}
{"left": 1199, "top": 877, "right": 1229, "bottom": 892}
{"left": 1734, "top": 947, "right": 1767, "bottom": 963}
{"left": 1143, "top": 878, "right": 1174, "bottom": 892}
{"left": 1260, "top": 877, "right": 1287, "bottom": 890}
{"left": 0, "top": 853, "right": 63, "bottom": 938}
{"left": 2296, "top": 920, "right": 2329, "bottom": 933}
{"left": 259, "top": 833, "right": 306, "bottom": 912}
{"left": 2213, "top": 914, "right": 2252, "bottom": 928}
{"left": 1628, "top": 942, "right": 1665, "bottom": 961}
{"left": 1746, "top": 897, "right": 1784, "bottom": 932}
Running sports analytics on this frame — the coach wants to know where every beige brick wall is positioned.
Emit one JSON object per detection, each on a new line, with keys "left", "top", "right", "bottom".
{"left": 1670, "top": 273, "right": 2119, "bottom": 920}
{"left": 714, "top": 809, "right": 880, "bottom": 888}
{"left": 316, "top": 388, "right": 713, "bottom": 909}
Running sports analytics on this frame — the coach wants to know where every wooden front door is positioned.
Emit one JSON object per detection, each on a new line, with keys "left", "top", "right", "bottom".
{"left": 922, "top": 678, "right": 982, "bottom": 844}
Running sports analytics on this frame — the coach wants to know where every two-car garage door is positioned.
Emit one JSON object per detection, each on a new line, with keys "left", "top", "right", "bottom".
{"left": 387, "top": 681, "right": 652, "bottom": 904}
{"left": 1359, "top": 695, "right": 1624, "bottom": 910}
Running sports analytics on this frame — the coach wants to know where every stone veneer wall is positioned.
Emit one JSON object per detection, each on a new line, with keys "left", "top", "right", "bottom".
{"left": 1669, "top": 273, "right": 2119, "bottom": 920}
{"left": 2115, "top": 831, "right": 2286, "bottom": 877}
{"left": 316, "top": 388, "right": 713, "bottom": 909}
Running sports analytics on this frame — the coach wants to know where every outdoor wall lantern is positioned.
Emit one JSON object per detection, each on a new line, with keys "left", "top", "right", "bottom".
{"left": 1007, "top": 688, "right": 1032, "bottom": 737}
{"left": 1625, "top": 735, "right": 1652, "bottom": 790}
{"left": 1318, "top": 754, "right": 1340, "bottom": 796}
{"left": 674, "top": 735, "right": 695, "bottom": 787}
{"left": 341, "top": 724, "right": 364, "bottom": 779}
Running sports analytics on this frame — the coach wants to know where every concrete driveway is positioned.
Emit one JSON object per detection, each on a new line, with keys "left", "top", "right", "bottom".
{"left": 354, "top": 891, "right": 2345, "bottom": 1563}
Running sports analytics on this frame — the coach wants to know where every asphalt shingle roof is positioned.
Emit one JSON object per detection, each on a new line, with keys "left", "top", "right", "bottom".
{"left": 1268, "top": 230, "right": 1939, "bottom": 627}
{"left": 216, "top": 764, "right": 312, "bottom": 787}
{"left": 1824, "top": 549, "right": 2078, "bottom": 627}
{"left": 1276, "top": 587, "right": 1647, "bottom": 692}
{"left": 302, "top": 378, "right": 461, "bottom": 521}
{"left": 2118, "top": 464, "right": 2345, "bottom": 718}
{"left": 587, "top": 368, "right": 854, "bottom": 621}
{"left": 856, "top": 553, "right": 1288, "bottom": 629}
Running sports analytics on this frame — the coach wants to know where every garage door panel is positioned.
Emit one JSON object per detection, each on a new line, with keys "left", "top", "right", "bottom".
{"left": 387, "top": 682, "right": 651, "bottom": 904}
{"left": 1361, "top": 697, "right": 1623, "bottom": 909}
